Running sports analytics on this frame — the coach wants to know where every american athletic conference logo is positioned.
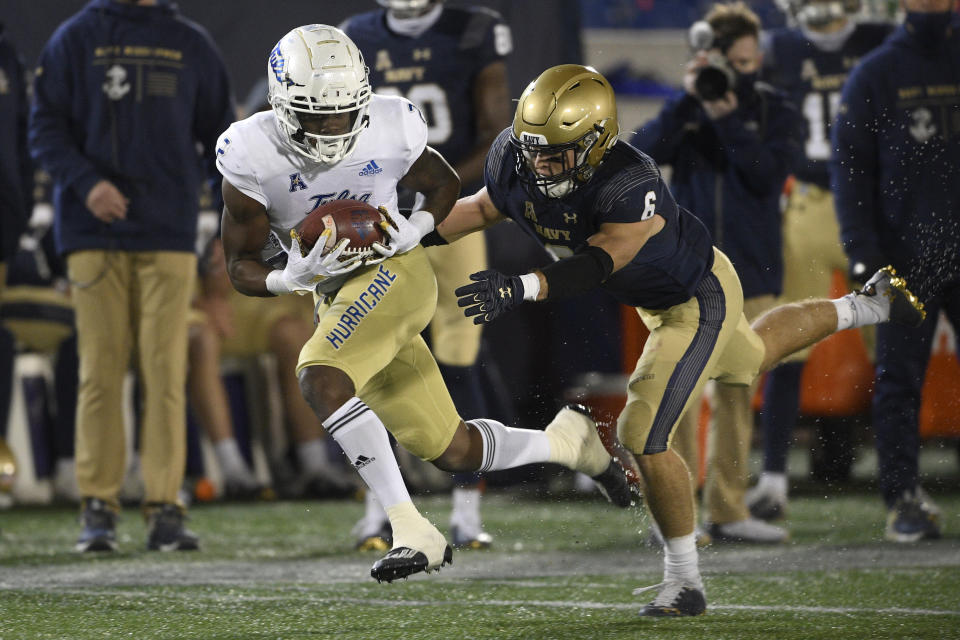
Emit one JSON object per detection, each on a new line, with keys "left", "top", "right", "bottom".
{"left": 359, "top": 160, "right": 383, "bottom": 176}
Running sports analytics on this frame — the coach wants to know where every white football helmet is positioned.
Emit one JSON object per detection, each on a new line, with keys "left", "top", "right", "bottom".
{"left": 267, "top": 25, "right": 371, "bottom": 165}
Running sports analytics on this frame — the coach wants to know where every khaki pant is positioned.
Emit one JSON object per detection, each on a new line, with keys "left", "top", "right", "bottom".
{"left": 673, "top": 294, "right": 776, "bottom": 524}
{"left": 425, "top": 232, "right": 486, "bottom": 367}
{"left": 68, "top": 250, "right": 196, "bottom": 509}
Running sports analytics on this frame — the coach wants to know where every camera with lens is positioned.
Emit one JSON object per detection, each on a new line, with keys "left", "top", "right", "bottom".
{"left": 687, "top": 20, "right": 736, "bottom": 102}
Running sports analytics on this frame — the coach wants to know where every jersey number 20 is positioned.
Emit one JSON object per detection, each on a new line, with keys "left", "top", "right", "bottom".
{"left": 377, "top": 84, "right": 452, "bottom": 145}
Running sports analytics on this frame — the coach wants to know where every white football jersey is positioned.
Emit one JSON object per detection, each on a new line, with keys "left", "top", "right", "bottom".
{"left": 215, "top": 93, "right": 428, "bottom": 252}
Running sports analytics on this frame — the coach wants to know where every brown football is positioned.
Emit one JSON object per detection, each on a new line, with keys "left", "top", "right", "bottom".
{"left": 294, "top": 199, "right": 386, "bottom": 261}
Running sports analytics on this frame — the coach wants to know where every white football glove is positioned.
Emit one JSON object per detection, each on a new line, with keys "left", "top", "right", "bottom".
{"left": 370, "top": 206, "right": 435, "bottom": 260}
{"left": 265, "top": 229, "right": 363, "bottom": 295}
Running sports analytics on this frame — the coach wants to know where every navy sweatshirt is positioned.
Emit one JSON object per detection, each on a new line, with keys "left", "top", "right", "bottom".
{"left": 831, "top": 17, "right": 960, "bottom": 298}
{"left": 28, "top": 0, "right": 235, "bottom": 256}
{"left": 0, "top": 24, "right": 31, "bottom": 262}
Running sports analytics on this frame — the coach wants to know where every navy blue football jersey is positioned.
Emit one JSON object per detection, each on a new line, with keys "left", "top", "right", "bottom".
{"left": 483, "top": 129, "right": 715, "bottom": 310}
{"left": 762, "top": 22, "right": 892, "bottom": 188}
{"left": 343, "top": 7, "right": 511, "bottom": 192}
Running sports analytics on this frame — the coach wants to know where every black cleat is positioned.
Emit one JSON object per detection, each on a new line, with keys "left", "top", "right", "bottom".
{"left": 75, "top": 497, "right": 118, "bottom": 552}
{"left": 561, "top": 404, "right": 634, "bottom": 508}
{"left": 885, "top": 488, "right": 942, "bottom": 543}
{"left": 591, "top": 460, "right": 634, "bottom": 508}
{"left": 635, "top": 580, "right": 707, "bottom": 617}
{"left": 370, "top": 544, "right": 453, "bottom": 583}
{"left": 146, "top": 503, "right": 200, "bottom": 551}
{"left": 861, "top": 266, "right": 926, "bottom": 328}
{"left": 564, "top": 403, "right": 644, "bottom": 502}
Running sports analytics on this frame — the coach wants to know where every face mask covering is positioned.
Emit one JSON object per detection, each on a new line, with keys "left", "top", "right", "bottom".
{"left": 904, "top": 11, "right": 954, "bottom": 49}
{"left": 735, "top": 71, "right": 758, "bottom": 100}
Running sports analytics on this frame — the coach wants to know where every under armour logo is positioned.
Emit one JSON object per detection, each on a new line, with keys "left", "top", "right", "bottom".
{"left": 499, "top": 287, "right": 511, "bottom": 299}
{"left": 563, "top": 212, "right": 577, "bottom": 224}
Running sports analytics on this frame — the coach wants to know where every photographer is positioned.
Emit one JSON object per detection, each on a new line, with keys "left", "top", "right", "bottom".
{"left": 632, "top": 1, "right": 803, "bottom": 544}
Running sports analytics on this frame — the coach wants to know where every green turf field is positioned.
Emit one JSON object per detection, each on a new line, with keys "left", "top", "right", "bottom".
{"left": 1, "top": 488, "right": 958, "bottom": 640}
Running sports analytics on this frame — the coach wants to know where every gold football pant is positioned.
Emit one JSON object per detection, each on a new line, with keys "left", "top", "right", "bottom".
{"left": 618, "top": 249, "right": 766, "bottom": 465}
{"left": 298, "top": 247, "right": 461, "bottom": 461}
{"left": 68, "top": 250, "right": 196, "bottom": 510}
{"left": 672, "top": 294, "right": 777, "bottom": 525}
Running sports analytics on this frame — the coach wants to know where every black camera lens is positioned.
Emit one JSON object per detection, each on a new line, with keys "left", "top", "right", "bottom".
{"left": 694, "top": 66, "right": 730, "bottom": 102}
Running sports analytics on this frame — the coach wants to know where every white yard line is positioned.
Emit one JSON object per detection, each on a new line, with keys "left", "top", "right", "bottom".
{"left": 32, "top": 588, "right": 960, "bottom": 617}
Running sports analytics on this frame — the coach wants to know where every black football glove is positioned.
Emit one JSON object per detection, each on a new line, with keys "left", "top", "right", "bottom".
{"left": 455, "top": 269, "right": 525, "bottom": 325}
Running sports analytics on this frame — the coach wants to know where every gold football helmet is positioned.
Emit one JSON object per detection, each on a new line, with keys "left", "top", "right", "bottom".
{"left": 511, "top": 64, "right": 619, "bottom": 198}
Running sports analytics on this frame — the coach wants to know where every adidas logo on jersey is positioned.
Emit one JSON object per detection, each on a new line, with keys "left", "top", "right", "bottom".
{"left": 358, "top": 160, "right": 383, "bottom": 177}
{"left": 353, "top": 455, "right": 376, "bottom": 470}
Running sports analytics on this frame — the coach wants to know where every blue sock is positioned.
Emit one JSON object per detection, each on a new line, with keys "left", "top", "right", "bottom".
{"left": 760, "top": 362, "right": 804, "bottom": 474}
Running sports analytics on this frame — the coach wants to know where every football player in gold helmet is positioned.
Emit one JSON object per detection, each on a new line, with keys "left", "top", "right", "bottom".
{"left": 437, "top": 63, "right": 925, "bottom": 617}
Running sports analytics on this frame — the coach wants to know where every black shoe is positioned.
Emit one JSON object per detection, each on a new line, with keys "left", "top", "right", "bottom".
{"left": 370, "top": 544, "right": 453, "bottom": 584}
{"left": 146, "top": 503, "right": 200, "bottom": 551}
{"left": 75, "top": 497, "right": 118, "bottom": 552}
{"left": 563, "top": 403, "right": 641, "bottom": 508}
{"left": 885, "top": 489, "right": 942, "bottom": 543}
{"left": 635, "top": 580, "right": 707, "bottom": 617}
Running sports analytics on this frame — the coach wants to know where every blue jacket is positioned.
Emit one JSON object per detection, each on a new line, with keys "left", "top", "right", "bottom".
{"left": 0, "top": 24, "right": 31, "bottom": 262}
{"left": 831, "top": 18, "right": 960, "bottom": 298}
{"left": 632, "top": 85, "right": 803, "bottom": 298}
{"left": 28, "top": 0, "right": 234, "bottom": 256}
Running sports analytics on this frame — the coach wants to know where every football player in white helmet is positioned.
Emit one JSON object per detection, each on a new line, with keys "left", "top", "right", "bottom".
{"left": 219, "top": 26, "right": 633, "bottom": 583}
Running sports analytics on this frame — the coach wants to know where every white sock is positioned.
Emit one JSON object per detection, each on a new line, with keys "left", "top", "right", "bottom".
{"left": 297, "top": 438, "right": 331, "bottom": 477}
{"left": 450, "top": 486, "right": 482, "bottom": 529}
{"left": 758, "top": 471, "right": 788, "bottom": 497}
{"left": 213, "top": 438, "right": 251, "bottom": 480}
{"left": 356, "top": 490, "right": 389, "bottom": 536}
{"left": 663, "top": 533, "right": 702, "bottom": 587}
{"left": 469, "top": 418, "right": 551, "bottom": 473}
{"left": 322, "top": 397, "right": 410, "bottom": 509}
{"left": 832, "top": 292, "right": 886, "bottom": 330}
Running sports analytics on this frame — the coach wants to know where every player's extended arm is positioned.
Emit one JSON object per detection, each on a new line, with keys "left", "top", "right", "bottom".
{"left": 455, "top": 214, "right": 664, "bottom": 325}
{"left": 435, "top": 187, "right": 506, "bottom": 243}
{"left": 221, "top": 178, "right": 275, "bottom": 297}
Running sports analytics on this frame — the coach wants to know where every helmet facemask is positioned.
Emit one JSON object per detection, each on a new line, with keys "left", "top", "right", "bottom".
{"left": 272, "top": 95, "right": 369, "bottom": 165}
{"left": 267, "top": 25, "right": 372, "bottom": 165}
{"left": 511, "top": 125, "right": 606, "bottom": 199}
